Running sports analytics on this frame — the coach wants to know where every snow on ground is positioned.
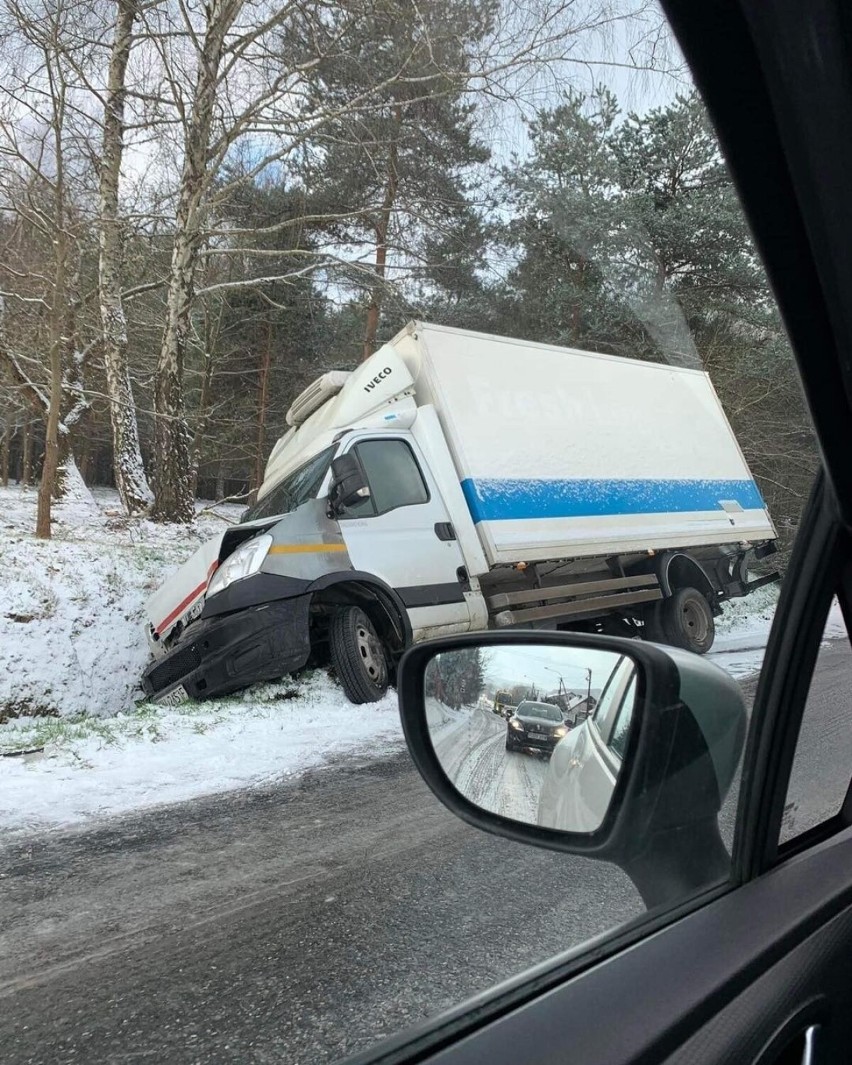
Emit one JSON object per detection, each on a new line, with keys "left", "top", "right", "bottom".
{"left": 708, "top": 584, "right": 780, "bottom": 680}
{"left": 0, "top": 485, "right": 404, "bottom": 836}
{"left": 0, "top": 673, "right": 402, "bottom": 835}
{"left": 1, "top": 482, "right": 846, "bottom": 836}
{"left": 425, "top": 697, "right": 471, "bottom": 742}
{"left": 0, "top": 483, "right": 244, "bottom": 720}
{"left": 709, "top": 583, "right": 846, "bottom": 679}
{"left": 431, "top": 705, "right": 548, "bottom": 825}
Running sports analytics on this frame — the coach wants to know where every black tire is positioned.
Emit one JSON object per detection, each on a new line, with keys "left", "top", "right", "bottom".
{"left": 329, "top": 606, "right": 389, "bottom": 703}
{"left": 642, "top": 601, "right": 667, "bottom": 643}
{"left": 506, "top": 737, "right": 517, "bottom": 752}
{"left": 660, "top": 587, "right": 715, "bottom": 654}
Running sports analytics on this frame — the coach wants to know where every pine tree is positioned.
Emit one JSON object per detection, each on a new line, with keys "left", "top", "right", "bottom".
{"left": 306, "top": 0, "right": 494, "bottom": 358}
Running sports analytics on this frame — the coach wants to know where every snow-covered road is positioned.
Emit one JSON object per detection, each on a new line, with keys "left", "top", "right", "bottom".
{"left": 432, "top": 707, "right": 549, "bottom": 824}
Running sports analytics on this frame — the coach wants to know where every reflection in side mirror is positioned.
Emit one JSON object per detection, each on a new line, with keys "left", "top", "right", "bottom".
{"left": 328, "top": 452, "right": 370, "bottom": 513}
{"left": 425, "top": 646, "right": 636, "bottom": 833}
{"left": 399, "top": 633, "right": 747, "bottom": 909}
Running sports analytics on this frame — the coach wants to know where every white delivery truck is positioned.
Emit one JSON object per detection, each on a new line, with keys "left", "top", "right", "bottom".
{"left": 142, "top": 322, "right": 778, "bottom": 705}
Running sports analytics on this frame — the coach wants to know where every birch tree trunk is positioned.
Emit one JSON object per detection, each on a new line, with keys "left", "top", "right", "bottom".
{"left": 99, "top": 0, "right": 153, "bottom": 515}
{"left": 37, "top": 324, "right": 65, "bottom": 539}
{"left": 151, "top": 0, "right": 241, "bottom": 522}
{"left": 189, "top": 348, "right": 215, "bottom": 498}
{"left": 36, "top": 73, "right": 70, "bottom": 539}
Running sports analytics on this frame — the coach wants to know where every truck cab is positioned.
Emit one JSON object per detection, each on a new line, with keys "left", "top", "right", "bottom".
{"left": 142, "top": 345, "right": 487, "bottom": 706}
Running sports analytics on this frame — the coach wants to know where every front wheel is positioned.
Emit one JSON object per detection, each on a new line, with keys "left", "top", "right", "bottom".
{"left": 660, "top": 587, "right": 715, "bottom": 654}
{"left": 329, "top": 606, "right": 389, "bottom": 703}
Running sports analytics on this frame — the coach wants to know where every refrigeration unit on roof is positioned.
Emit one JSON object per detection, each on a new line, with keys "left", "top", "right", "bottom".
{"left": 286, "top": 370, "right": 351, "bottom": 427}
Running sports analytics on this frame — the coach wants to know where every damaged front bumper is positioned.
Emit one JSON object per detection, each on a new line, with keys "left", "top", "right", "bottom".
{"left": 141, "top": 593, "right": 311, "bottom": 703}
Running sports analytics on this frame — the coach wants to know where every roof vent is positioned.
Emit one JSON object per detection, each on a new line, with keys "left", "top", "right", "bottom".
{"left": 286, "top": 370, "right": 351, "bottom": 427}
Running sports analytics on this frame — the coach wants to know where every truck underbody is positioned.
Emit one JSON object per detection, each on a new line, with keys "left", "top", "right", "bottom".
{"left": 477, "top": 540, "right": 779, "bottom": 640}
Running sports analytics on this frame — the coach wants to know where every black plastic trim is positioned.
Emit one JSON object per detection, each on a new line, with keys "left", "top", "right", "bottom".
{"left": 201, "top": 572, "right": 310, "bottom": 619}
{"left": 733, "top": 473, "right": 844, "bottom": 881}
{"left": 143, "top": 596, "right": 312, "bottom": 700}
{"left": 397, "top": 583, "right": 467, "bottom": 608}
{"left": 307, "top": 569, "right": 413, "bottom": 648}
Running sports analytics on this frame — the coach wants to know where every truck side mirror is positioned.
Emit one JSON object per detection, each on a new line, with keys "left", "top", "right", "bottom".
{"left": 397, "top": 632, "right": 746, "bottom": 910}
{"left": 328, "top": 452, "right": 371, "bottom": 514}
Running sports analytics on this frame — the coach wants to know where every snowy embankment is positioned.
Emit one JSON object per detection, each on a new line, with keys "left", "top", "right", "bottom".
{"left": 0, "top": 485, "right": 404, "bottom": 835}
{"left": 709, "top": 583, "right": 845, "bottom": 679}
{"left": 0, "top": 483, "right": 840, "bottom": 836}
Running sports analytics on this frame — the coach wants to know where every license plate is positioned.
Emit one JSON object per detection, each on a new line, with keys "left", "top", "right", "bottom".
{"left": 527, "top": 731, "right": 545, "bottom": 739}
{"left": 155, "top": 684, "right": 190, "bottom": 707}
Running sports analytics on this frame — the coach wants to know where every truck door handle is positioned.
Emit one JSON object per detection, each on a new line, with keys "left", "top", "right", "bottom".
{"left": 434, "top": 522, "right": 456, "bottom": 541}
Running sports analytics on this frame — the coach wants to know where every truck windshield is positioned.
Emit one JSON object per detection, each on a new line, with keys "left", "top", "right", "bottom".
{"left": 241, "top": 445, "right": 336, "bottom": 524}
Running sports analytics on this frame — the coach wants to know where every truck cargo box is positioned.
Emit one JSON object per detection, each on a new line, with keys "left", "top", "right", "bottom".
{"left": 392, "top": 322, "right": 775, "bottom": 566}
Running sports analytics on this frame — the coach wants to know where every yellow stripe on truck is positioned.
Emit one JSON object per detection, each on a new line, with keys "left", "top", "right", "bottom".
{"left": 267, "top": 543, "right": 347, "bottom": 554}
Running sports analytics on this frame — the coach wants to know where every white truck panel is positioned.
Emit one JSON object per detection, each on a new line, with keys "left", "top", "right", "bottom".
{"left": 394, "top": 322, "right": 774, "bottom": 566}
{"left": 260, "top": 349, "right": 416, "bottom": 501}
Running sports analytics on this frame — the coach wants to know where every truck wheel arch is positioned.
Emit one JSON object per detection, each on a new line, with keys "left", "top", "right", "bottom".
{"left": 307, "top": 571, "right": 412, "bottom": 657}
{"left": 656, "top": 551, "right": 717, "bottom": 605}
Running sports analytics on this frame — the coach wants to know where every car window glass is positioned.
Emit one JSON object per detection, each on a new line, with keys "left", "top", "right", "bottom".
{"left": 592, "top": 657, "right": 631, "bottom": 743}
{"left": 518, "top": 701, "right": 561, "bottom": 721}
{"left": 780, "top": 597, "right": 852, "bottom": 844}
{"left": 241, "top": 446, "right": 335, "bottom": 523}
{"left": 346, "top": 439, "right": 429, "bottom": 517}
{"left": 0, "top": 0, "right": 826, "bottom": 1060}
{"left": 609, "top": 675, "right": 638, "bottom": 760}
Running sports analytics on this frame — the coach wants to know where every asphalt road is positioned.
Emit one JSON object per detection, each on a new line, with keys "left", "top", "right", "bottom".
{"left": 1, "top": 641, "right": 850, "bottom": 1065}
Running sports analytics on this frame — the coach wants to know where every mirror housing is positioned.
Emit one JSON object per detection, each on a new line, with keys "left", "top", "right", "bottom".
{"left": 327, "top": 452, "right": 370, "bottom": 515}
{"left": 397, "top": 632, "right": 747, "bottom": 909}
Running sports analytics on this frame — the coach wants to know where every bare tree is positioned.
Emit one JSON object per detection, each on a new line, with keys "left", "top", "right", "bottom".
{"left": 98, "top": 0, "right": 153, "bottom": 514}
{"left": 0, "top": 0, "right": 97, "bottom": 536}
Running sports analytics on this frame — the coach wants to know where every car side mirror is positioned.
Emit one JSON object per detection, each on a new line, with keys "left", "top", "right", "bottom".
{"left": 327, "top": 452, "right": 370, "bottom": 515}
{"left": 397, "top": 633, "right": 747, "bottom": 910}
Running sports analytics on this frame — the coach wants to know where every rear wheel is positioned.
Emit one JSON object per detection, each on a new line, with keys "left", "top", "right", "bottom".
{"left": 660, "top": 587, "right": 715, "bottom": 654}
{"left": 329, "top": 606, "right": 389, "bottom": 703}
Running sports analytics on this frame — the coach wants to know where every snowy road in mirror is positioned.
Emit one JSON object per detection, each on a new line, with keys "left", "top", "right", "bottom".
{"left": 432, "top": 707, "right": 549, "bottom": 824}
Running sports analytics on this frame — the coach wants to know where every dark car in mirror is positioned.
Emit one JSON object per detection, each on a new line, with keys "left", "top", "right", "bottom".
{"left": 505, "top": 699, "right": 569, "bottom": 756}
{"left": 399, "top": 632, "right": 747, "bottom": 909}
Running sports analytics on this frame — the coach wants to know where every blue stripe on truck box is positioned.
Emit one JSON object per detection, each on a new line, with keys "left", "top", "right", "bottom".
{"left": 460, "top": 477, "right": 766, "bottom": 523}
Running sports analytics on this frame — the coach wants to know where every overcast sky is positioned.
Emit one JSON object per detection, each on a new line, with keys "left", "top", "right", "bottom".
{"left": 484, "top": 643, "right": 624, "bottom": 696}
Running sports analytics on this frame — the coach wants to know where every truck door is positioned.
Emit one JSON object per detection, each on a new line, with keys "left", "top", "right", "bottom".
{"left": 336, "top": 435, "right": 472, "bottom": 638}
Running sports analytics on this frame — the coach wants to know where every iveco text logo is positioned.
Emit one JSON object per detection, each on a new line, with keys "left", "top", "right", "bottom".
{"left": 364, "top": 367, "right": 392, "bottom": 393}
